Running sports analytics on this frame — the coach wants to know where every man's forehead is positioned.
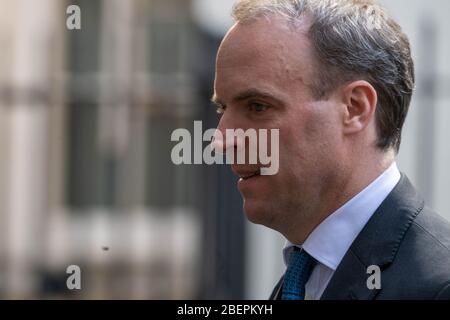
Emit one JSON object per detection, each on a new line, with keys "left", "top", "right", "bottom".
{"left": 219, "top": 20, "right": 290, "bottom": 59}
{"left": 215, "top": 18, "right": 314, "bottom": 97}
{"left": 216, "top": 18, "right": 314, "bottom": 73}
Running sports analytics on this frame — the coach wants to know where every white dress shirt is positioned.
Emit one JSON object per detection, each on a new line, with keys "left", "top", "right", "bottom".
{"left": 282, "top": 162, "right": 401, "bottom": 300}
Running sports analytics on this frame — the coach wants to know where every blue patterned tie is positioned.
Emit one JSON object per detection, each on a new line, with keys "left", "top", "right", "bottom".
{"left": 281, "top": 247, "right": 316, "bottom": 300}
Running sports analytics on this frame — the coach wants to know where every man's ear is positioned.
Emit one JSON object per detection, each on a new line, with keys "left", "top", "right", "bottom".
{"left": 341, "top": 80, "right": 378, "bottom": 135}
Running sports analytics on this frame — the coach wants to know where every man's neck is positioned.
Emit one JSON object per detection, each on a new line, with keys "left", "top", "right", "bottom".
{"left": 287, "top": 151, "right": 396, "bottom": 245}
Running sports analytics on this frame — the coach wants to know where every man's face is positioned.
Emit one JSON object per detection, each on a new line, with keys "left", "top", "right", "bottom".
{"left": 213, "top": 18, "right": 347, "bottom": 238}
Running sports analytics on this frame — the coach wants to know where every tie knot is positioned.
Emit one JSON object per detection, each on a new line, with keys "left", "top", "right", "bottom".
{"left": 281, "top": 247, "right": 316, "bottom": 300}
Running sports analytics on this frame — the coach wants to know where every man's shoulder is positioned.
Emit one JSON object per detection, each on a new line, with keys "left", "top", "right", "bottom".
{"left": 380, "top": 205, "right": 450, "bottom": 299}
{"left": 412, "top": 204, "right": 450, "bottom": 252}
{"left": 335, "top": 173, "right": 450, "bottom": 300}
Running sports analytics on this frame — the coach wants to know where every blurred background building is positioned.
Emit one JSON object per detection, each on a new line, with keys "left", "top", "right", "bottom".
{"left": 0, "top": 0, "right": 448, "bottom": 299}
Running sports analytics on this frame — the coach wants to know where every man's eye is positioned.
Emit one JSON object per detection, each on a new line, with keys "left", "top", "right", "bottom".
{"left": 249, "top": 103, "right": 269, "bottom": 113}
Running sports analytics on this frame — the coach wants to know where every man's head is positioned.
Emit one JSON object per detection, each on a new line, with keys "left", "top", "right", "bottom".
{"left": 213, "top": 0, "right": 414, "bottom": 243}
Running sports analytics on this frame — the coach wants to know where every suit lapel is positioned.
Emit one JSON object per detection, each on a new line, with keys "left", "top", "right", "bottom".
{"left": 269, "top": 276, "right": 283, "bottom": 300}
{"left": 320, "top": 248, "right": 381, "bottom": 300}
{"left": 320, "top": 174, "right": 424, "bottom": 300}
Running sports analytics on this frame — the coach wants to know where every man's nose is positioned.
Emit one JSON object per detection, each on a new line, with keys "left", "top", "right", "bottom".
{"left": 212, "top": 114, "right": 242, "bottom": 154}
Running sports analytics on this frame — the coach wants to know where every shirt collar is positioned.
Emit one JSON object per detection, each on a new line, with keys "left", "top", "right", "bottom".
{"left": 283, "top": 162, "right": 401, "bottom": 270}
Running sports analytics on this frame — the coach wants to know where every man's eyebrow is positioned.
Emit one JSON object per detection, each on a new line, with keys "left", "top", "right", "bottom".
{"left": 211, "top": 89, "right": 284, "bottom": 107}
{"left": 232, "top": 89, "right": 283, "bottom": 104}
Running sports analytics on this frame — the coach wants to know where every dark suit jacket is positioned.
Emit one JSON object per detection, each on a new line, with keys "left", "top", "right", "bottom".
{"left": 270, "top": 174, "right": 450, "bottom": 300}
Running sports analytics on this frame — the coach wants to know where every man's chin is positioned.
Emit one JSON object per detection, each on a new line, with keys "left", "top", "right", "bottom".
{"left": 243, "top": 200, "right": 273, "bottom": 225}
